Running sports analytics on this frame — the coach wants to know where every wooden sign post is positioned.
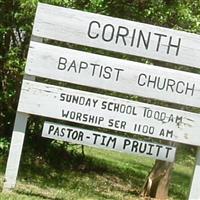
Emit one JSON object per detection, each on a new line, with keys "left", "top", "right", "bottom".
{"left": 3, "top": 3, "right": 200, "bottom": 199}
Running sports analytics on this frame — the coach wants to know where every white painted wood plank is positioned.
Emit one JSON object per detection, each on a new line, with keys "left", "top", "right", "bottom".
{"left": 26, "top": 41, "right": 200, "bottom": 108}
{"left": 42, "top": 121, "right": 176, "bottom": 162}
{"left": 33, "top": 3, "right": 200, "bottom": 68}
{"left": 18, "top": 80, "right": 200, "bottom": 146}
{"left": 188, "top": 147, "right": 200, "bottom": 200}
{"left": 3, "top": 112, "right": 28, "bottom": 190}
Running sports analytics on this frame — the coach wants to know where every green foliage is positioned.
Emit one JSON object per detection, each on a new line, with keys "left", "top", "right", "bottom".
{"left": 0, "top": 0, "right": 200, "bottom": 134}
{"left": 0, "top": 137, "right": 9, "bottom": 155}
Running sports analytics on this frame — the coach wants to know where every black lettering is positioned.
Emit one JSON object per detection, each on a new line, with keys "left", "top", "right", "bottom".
{"left": 137, "top": 30, "right": 151, "bottom": 50}
{"left": 123, "top": 139, "right": 131, "bottom": 149}
{"left": 48, "top": 125, "right": 54, "bottom": 134}
{"left": 72, "top": 131, "right": 78, "bottom": 140}
{"left": 71, "top": 95, "right": 79, "bottom": 104}
{"left": 119, "top": 104, "right": 126, "bottom": 113}
{"left": 142, "top": 125, "right": 148, "bottom": 134}
{"left": 108, "top": 102, "right": 114, "bottom": 111}
{"left": 149, "top": 126, "right": 154, "bottom": 135}
{"left": 98, "top": 117, "right": 104, "bottom": 125}
{"left": 62, "top": 110, "right": 69, "bottom": 118}
{"left": 102, "top": 24, "right": 115, "bottom": 42}
{"left": 138, "top": 73, "right": 147, "bottom": 86}
{"left": 88, "top": 21, "right": 100, "bottom": 39}
{"left": 176, "top": 81, "right": 185, "bottom": 94}
{"left": 78, "top": 131, "right": 84, "bottom": 141}
{"left": 66, "top": 128, "right": 73, "bottom": 137}
{"left": 106, "top": 137, "right": 117, "bottom": 149}
{"left": 156, "top": 145, "right": 163, "bottom": 156}
{"left": 78, "top": 97, "right": 85, "bottom": 105}
{"left": 146, "top": 144, "right": 154, "bottom": 155}
{"left": 167, "top": 36, "right": 181, "bottom": 56}
{"left": 166, "top": 130, "right": 173, "bottom": 138}
{"left": 99, "top": 65, "right": 104, "bottom": 78}
{"left": 65, "top": 94, "right": 72, "bottom": 103}
{"left": 115, "top": 26, "right": 129, "bottom": 45}
{"left": 120, "top": 121, "right": 126, "bottom": 129}
{"left": 54, "top": 127, "right": 59, "bottom": 136}
{"left": 154, "top": 33, "right": 167, "bottom": 52}
{"left": 58, "top": 57, "right": 67, "bottom": 70}
{"left": 185, "top": 83, "right": 195, "bottom": 96}
{"left": 76, "top": 112, "right": 82, "bottom": 121}
{"left": 139, "top": 143, "right": 147, "bottom": 153}
{"left": 168, "top": 114, "right": 174, "bottom": 122}
{"left": 60, "top": 128, "right": 65, "bottom": 137}
{"left": 88, "top": 115, "right": 95, "bottom": 123}
{"left": 166, "top": 79, "right": 175, "bottom": 92}
{"left": 91, "top": 63, "right": 100, "bottom": 76}
{"left": 131, "top": 141, "right": 139, "bottom": 152}
{"left": 147, "top": 75, "right": 157, "bottom": 88}
{"left": 60, "top": 93, "right": 65, "bottom": 101}
{"left": 157, "top": 77, "right": 166, "bottom": 90}
{"left": 114, "top": 68, "right": 124, "bottom": 81}
{"left": 92, "top": 99, "right": 98, "bottom": 108}
{"left": 93, "top": 133, "right": 101, "bottom": 144}
{"left": 101, "top": 101, "right": 107, "bottom": 110}
{"left": 165, "top": 147, "right": 172, "bottom": 158}
{"left": 108, "top": 119, "right": 114, "bottom": 127}
{"left": 154, "top": 111, "right": 160, "bottom": 120}
{"left": 175, "top": 116, "right": 183, "bottom": 125}
{"left": 82, "top": 114, "right": 88, "bottom": 122}
{"left": 103, "top": 66, "right": 112, "bottom": 79}
{"left": 160, "top": 112, "right": 167, "bottom": 122}
{"left": 79, "top": 61, "right": 88, "bottom": 73}
{"left": 101, "top": 135, "right": 107, "bottom": 145}
{"left": 113, "top": 103, "right": 120, "bottom": 112}
{"left": 130, "top": 29, "right": 136, "bottom": 47}
{"left": 68, "top": 60, "right": 77, "bottom": 72}
{"left": 159, "top": 128, "right": 165, "bottom": 137}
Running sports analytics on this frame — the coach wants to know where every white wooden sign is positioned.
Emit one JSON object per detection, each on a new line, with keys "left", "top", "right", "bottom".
{"left": 4, "top": 3, "right": 200, "bottom": 199}
{"left": 42, "top": 121, "right": 176, "bottom": 162}
{"left": 33, "top": 3, "right": 200, "bottom": 69}
{"left": 27, "top": 41, "right": 200, "bottom": 108}
{"left": 18, "top": 80, "right": 200, "bottom": 146}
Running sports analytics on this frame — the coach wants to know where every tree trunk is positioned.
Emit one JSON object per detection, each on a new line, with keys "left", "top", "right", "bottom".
{"left": 141, "top": 159, "right": 174, "bottom": 199}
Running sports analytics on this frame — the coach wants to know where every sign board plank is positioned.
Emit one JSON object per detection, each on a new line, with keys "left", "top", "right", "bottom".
{"left": 33, "top": 3, "right": 200, "bottom": 68}
{"left": 27, "top": 41, "right": 200, "bottom": 108}
{"left": 42, "top": 121, "right": 176, "bottom": 162}
{"left": 18, "top": 80, "right": 200, "bottom": 146}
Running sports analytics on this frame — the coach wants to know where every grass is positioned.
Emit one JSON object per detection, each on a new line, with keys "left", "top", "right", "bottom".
{"left": 0, "top": 146, "right": 195, "bottom": 200}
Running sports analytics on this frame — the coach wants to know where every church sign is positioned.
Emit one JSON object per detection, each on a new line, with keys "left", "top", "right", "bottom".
{"left": 3, "top": 3, "right": 200, "bottom": 199}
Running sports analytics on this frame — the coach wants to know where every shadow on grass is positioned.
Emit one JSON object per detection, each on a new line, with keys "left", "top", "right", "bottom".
{"left": 15, "top": 189, "right": 65, "bottom": 200}
{"left": 0, "top": 146, "right": 192, "bottom": 200}
{"left": 12, "top": 148, "right": 151, "bottom": 199}
{"left": 20, "top": 152, "right": 149, "bottom": 184}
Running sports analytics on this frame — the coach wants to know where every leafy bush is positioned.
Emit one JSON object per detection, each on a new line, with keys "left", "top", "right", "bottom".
{"left": 0, "top": 138, "right": 9, "bottom": 155}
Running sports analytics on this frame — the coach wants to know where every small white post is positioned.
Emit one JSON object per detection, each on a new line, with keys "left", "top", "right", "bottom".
{"left": 188, "top": 147, "right": 200, "bottom": 200}
{"left": 3, "top": 112, "right": 29, "bottom": 191}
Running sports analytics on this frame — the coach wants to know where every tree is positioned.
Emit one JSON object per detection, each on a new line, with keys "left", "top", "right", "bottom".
{"left": 0, "top": 0, "right": 37, "bottom": 154}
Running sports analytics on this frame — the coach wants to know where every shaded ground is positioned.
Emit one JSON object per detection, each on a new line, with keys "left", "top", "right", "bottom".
{"left": 0, "top": 146, "right": 194, "bottom": 200}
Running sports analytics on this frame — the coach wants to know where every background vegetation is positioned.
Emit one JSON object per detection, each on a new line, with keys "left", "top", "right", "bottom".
{"left": 0, "top": 0, "right": 200, "bottom": 199}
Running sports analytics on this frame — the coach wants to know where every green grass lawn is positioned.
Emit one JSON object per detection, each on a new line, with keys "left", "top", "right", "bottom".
{"left": 0, "top": 146, "right": 195, "bottom": 200}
